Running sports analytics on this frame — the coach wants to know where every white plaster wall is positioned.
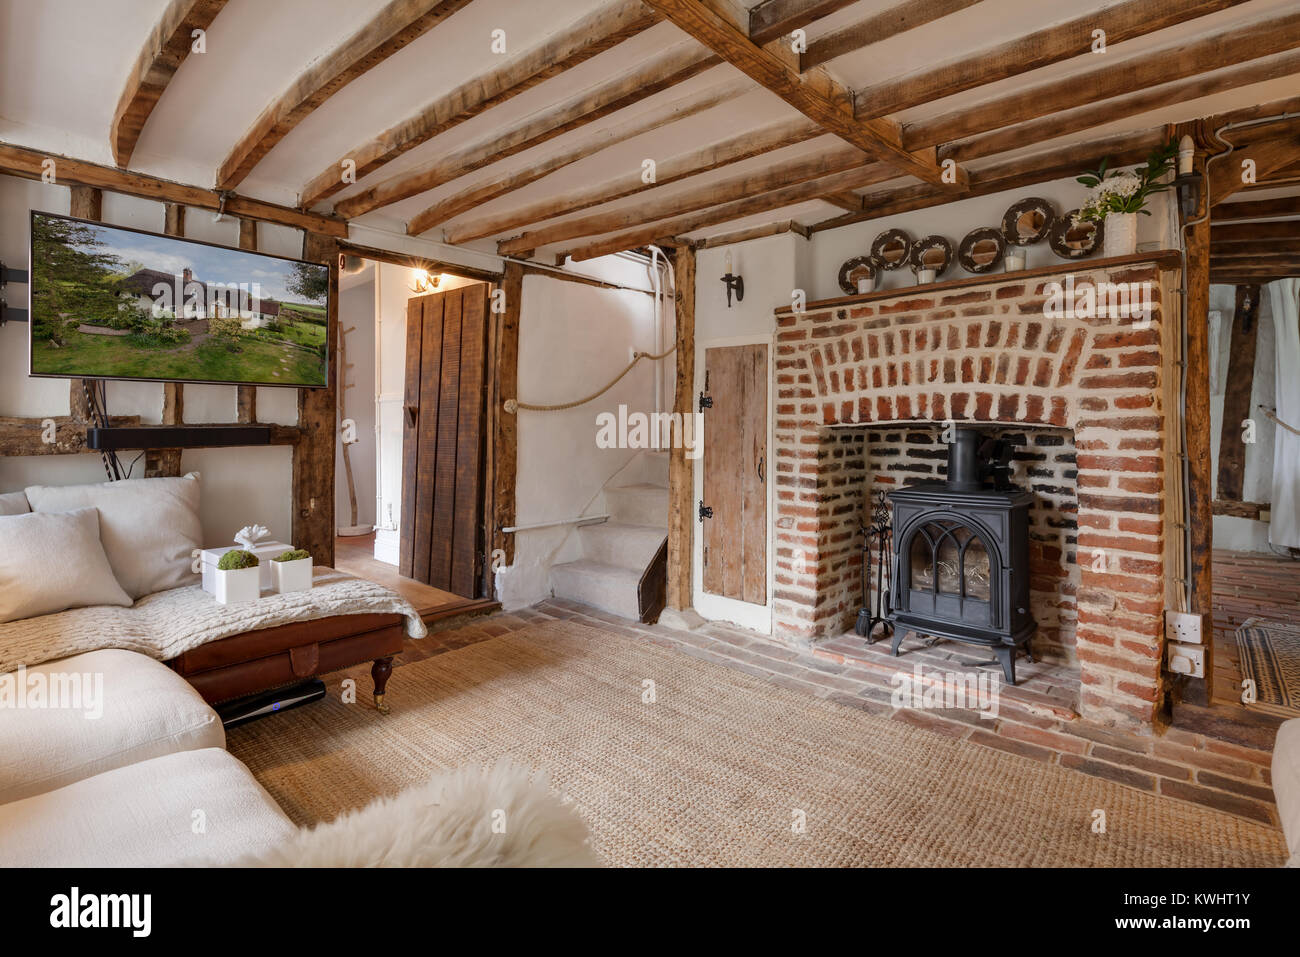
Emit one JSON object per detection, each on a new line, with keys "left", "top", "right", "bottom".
{"left": 1209, "top": 283, "right": 1277, "bottom": 552}
{"left": 337, "top": 275, "right": 376, "bottom": 529}
{"left": 496, "top": 258, "right": 660, "bottom": 609}
{"left": 0, "top": 174, "right": 298, "bottom": 548}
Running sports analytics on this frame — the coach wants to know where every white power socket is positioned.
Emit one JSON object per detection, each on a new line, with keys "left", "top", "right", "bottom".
{"left": 1165, "top": 610, "right": 1203, "bottom": 644}
{"left": 1166, "top": 642, "right": 1205, "bottom": 678}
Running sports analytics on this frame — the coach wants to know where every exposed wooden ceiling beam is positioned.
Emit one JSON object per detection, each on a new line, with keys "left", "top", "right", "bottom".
{"left": 497, "top": 143, "right": 878, "bottom": 254}
{"left": 747, "top": 0, "right": 857, "bottom": 46}
{"left": 438, "top": 113, "right": 820, "bottom": 242}
{"left": 1211, "top": 220, "right": 1300, "bottom": 242}
{"left": 1209, "top": 128, "right": 1300, "bottom": 207}
{"left": 854, "top": 0, "right": 1250, "bottom": 121}
{"left": 560, "top": 129, "right": 1160, "bottom": 260}
{"left": 1216, "top": 196, "right": 1300, "bottom": 221}
{"left": 819, "top": 191, "right": 863, "bottom": 212}
{"left": 298, "top": 0, "right": 660, "bottom": 208}
{"left": 943, "top": 48, "right": 1300, "bottom": 166}
{"left": 644, "top": 0, "right": 965, "bottom": 188}
{"left": 1212, "top": 239, "right": 1300, "bottom": 255}
{"left": 111, "top": 0, "right": 230, "bottom": 167}
{"left": 802, "top": 0, "right": 982, "bottom": 72}
{"left": 409, "top": 78, "right": 751, "bottom": 238}
{"left": 0, "top": 141, "right": 346, "bottom": 236}
{"left": 694, "top": 219, "right": 811, "bottom": 247}
{"left": 216, "top": 0, "right": 472, "bottom": 190}
{"left": 906, "top": 10, "right": 1300, "bottom": 151}
{"left": 333, "top": 42, "right": 717, "bottom": 219}
{"left": 809, "top": 128, "right": 1163, "bottom": 233}
{"left": 562, "top": 159, "right": 897, "bottom": 260}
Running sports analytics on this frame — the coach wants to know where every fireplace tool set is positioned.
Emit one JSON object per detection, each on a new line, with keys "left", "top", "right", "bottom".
{"left": 855, "top": 489, "right": 893, "bottom": 642}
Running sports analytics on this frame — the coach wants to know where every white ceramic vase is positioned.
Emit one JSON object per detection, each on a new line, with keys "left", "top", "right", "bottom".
{"left": 1104, "top": 211, "right": 1138, "bottom": 256}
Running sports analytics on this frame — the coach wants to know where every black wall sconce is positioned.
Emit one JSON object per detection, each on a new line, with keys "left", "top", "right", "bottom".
{"left": 721, "top": 251, "right": 744, "bottom": 307}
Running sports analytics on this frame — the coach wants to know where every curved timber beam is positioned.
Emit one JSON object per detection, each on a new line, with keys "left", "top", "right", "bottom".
{"left": 110, "top": 0, "right": 231, "bottom": 167}
{"left": 216, "top": 0, "right": 473, "bottom": 190}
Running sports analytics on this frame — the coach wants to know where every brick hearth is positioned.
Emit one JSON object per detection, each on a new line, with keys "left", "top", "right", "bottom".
{"left": 772, "top": 255, "right": 1182, "bottom": 728}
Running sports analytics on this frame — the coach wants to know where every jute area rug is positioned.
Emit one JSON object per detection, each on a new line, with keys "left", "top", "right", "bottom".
{"left": 1236, "top": 617, "right": 1300, "bottom": 717}
{"left": 226, "top": 620, "right": 1287, "bottom": 867}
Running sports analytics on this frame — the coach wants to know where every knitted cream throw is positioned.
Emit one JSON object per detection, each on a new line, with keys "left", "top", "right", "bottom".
{"left": 0, "top": 568, "right": 426, "bottom": 674}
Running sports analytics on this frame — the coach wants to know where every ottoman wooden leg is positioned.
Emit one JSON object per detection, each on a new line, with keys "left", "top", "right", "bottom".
{"left": 372, "top": 656, "right": 394, "bottom": 714}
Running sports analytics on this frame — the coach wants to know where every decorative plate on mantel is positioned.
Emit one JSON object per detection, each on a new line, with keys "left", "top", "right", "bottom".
{"left": 957, "top": 227, "right": 1006, "bottom": 273}
{"left": 1000, "top": 197, "right": 1057, "bottom": 246}
{"left": 1048, "top": 209, "right": 1103, "bottom": 259}
{"left": 870, "top": 228, "right": 912, "bottom": 270}
{"left": 909, "top": 235, "right": 953, "bottom": 276}
{"left": 837, "top": 256, "right": 876, "bottom": 295}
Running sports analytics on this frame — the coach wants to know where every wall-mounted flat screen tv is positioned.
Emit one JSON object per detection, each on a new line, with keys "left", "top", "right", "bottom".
{"left": 28, "top": 211, "right": 330, "bottom": 388}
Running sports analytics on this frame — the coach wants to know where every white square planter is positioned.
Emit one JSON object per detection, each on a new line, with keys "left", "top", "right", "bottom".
{"left": 271, "top": 557, "right": 313, "bottom": 594}
{"left": 214, "top": 565, "right": 261, "bottom": 604}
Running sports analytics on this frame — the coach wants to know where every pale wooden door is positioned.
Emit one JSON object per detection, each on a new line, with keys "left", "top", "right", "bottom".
{"left": 701, "top": 343, "right": 768, "bottom": 603}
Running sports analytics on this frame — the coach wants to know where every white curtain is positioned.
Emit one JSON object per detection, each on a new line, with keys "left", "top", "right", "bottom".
{"left": 1267, "top": 278, "right": 1300, "bottom": 548}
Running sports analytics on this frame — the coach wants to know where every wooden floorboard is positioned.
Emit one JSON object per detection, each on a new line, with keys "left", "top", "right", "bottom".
{"left": 335, "top": 532, "right": 497, "bottom": 621}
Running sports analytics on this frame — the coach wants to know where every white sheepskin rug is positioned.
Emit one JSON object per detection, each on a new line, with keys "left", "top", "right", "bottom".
{"left": 229, "top": 762, "right": 601, "bottom": 867}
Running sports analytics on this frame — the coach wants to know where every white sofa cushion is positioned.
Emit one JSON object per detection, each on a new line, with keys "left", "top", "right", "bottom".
{"left": 0, "top": 508, "right": 133, "bottom": 624}
{"left": 0, "top": 491, "right": 29, "bottom": 515}
{"left": 1274, "top": 718, "right": 1300, "bottom": 866}
{"left": 0, "top": 748, "right": 294, "bottom": 867}
{"left": 25, "top": 472, "right": 202, "bottom": 599}
{"left": 0, "top": 649, "right": 224, "bottom": 804}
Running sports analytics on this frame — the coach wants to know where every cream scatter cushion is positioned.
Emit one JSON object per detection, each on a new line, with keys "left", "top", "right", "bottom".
{"left": 0, "top": 748, "right": 295, "bottom": 867}
{"left": 0, "top": 491, "right": 29, "bottom": 515}
{"left": 0, "top": 649, "right": 225, "bottom": 804}
{"left": 0, "top": 508, "right": 132, "bottom": 623}
{"left": 25, "top": 472, "right": 202, "bottom": 599}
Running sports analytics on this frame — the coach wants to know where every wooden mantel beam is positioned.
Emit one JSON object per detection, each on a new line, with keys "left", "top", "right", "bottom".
{"left": 216, "top": 0, "right": 472, "bottom": 190}
{"left": 643, "top": 0, "right": 966, "bottom": 189}
{"left": 111, "top": 0, "right": 231, "bottom": 167}
{"left": 298, "top": 0, "right": 661, "bottom": 208}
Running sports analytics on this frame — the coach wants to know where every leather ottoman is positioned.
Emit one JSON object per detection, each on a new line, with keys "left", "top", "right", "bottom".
{"left": 167, "top": 612, "right": 405, "bottom": 713}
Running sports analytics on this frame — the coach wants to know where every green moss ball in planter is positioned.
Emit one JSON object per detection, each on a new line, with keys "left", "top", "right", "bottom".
{"left": 272, "top": 549, "right": 311, "bottom": 563}
{"left": 214, "top": 549, "right": 260, "bottom": 603}
{"left": 217, "top": 549, "right": 259, "bottom": 570}
{"left": 271, "top": 548, "right": 313, "bottom": 594}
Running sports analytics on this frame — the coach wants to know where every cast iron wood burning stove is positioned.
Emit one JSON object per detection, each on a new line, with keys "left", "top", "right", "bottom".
{"left": 887, "top": 428, "right": 1036, "bottom": 684}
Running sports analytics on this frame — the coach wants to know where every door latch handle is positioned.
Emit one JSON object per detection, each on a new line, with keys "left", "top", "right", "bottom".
{"left": 757, "top": 455, "right": 765, "bottom": 482}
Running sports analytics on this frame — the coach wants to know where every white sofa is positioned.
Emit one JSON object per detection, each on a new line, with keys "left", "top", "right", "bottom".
{"left": 1275, "top": 719, "right": 1300, "bottom": 867}
{"left": 0, "top": 648, "right": 294, "bottom": 867}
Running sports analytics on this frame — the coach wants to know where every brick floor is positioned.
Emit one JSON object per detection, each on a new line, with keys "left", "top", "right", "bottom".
{"left": 386, "top": 598, "right": 1283, "bottom": 827}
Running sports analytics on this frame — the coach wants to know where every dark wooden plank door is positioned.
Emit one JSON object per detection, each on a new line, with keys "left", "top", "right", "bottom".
{"left": 399, "top": 283, "right": 490, "bottom": 597}
{"left": 701, "top": 343, "right": 768, "bottom": 604}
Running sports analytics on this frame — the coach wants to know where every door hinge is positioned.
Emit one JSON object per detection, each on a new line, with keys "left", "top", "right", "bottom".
{"left": 698, "top": 391, "right": 713, "bottom": 412}
{"left": 698, "top": 500, "right": 713, "bottom": 521}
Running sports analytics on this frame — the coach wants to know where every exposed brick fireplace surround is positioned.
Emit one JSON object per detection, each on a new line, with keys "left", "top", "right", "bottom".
{"left": 772, "top": 254, "right": 1183, "bottom": 728}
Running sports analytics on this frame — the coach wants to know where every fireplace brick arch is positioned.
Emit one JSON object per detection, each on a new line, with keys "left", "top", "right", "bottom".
{"left": 771, "top": 261, "right": 1180, "bottom": 727}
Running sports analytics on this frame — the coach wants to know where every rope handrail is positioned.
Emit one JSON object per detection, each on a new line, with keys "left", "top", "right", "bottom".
{"left": 513, "top": 345, "right": 676, "bottom": 412}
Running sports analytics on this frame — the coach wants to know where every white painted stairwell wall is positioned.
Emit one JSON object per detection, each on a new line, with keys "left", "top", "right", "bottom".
{"left": 496, "top": 257, "right": 664, "bottom": 610}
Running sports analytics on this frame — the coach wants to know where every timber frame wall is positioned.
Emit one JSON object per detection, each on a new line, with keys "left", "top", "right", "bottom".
{"left": 0, "top": 179, "right": 342, "bottom": 566}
